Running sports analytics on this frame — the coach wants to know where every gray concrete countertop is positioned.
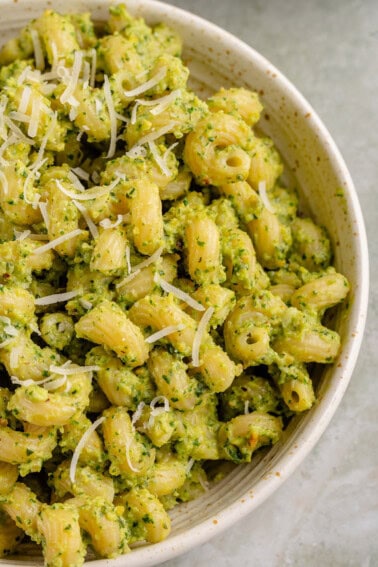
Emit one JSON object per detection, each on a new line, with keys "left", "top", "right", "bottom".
{"left": 157, "top": 1, "right": 378, "bottom": 565}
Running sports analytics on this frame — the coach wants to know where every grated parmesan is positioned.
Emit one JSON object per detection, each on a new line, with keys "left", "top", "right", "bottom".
{"left": 154, "top": 273, "right": 205, "bottom": 312}
{"left": 126, "top": 120, "right": 178, "bottom": 157}
{"left": 73, "top": 200, "right": 99, "bottom": 239}
{"left": 191, "top": 306, "right": 214, "bottom": 367}
{"left": 0, "top": 171, "right": 8, "bottom": 196}
{"left": 69, "top": 416, "right": 106, "bottom": 484}
{"left": 148, "top": 140, "right": 171, "bottom": 177}
{"left": 71, "top": 167, "right": 89, "bottom": 181}
{"left": 18, "top": 86, "right": 31, "bottom": 114}
{"left": 90, "top": 48, "right": 97, "bottom": 88}
{"left": 60, "top": 50, "right": 83, "bottom": 105}
{"left": 55, "top": 176, "right": 123, "bottom": 202}
{"left": 103, "top": 74, "right": 117, "bottom": 159}
{"left": 115, "top": 269, "right": 141, "bottom": 289}
{"left": 32, "top": 228, "right": 82, "bottom": 255}
{"left": 30, "top": 29, "right": 45, "bottom": 71}
{"left": 38, "top": 201, "right": 49, "bottom": 230}
{"left": 34, "top": 289, "right": 80, "bottom": 306}
{"left": 258, "top": 180, "right": 275, "bottom": 213}
{"left": 100, "top": 215, "right": 124, "bottom": 230}
{"left": 131, "top": 401, "right": 145, "bottom": 427}
{"left": 123, "top": 66, "right": 167, "bottom": 98}
{"left": 14, "top": 229, "right": 31, "bottom": 241}
{"left": 130, "top": 246, "right": 164, "bottom": 273}
{"left": 145, "top": 324, "right": 185, "bottom": 344}
{"left": 49, "top": 363, "right": 100, "bottom": 375}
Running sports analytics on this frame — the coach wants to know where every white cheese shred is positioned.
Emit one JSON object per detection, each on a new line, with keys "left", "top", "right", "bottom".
{"left": 130, "top": 246, "right": 164, "bottom": 273}
{"left": 125, "top": 438, "right": 142, "bottom": 473}
{"left": 148, "top": 140, "right": 171, "bottom": 176}
{"left": 34, "top": 289, "right": 80, "bottom": 306}
{"left": 154, "top": 274, "right": 205, "bottom": 312}
{"left": 70, "top": 416, "right": 106, "bottom": 484}
{"left": 18, "top": 86, "right": 31, "bottom": 114}
{"left": 258, "top": 180, "right": 275, "bottom": 213}
{"left": 38, "top": 201, "right": 49, "bottom": 230}
{"left": 90, "top": 48, "right": 97, "bottom": 88}
{"left": 30, "top": 29, "right": 45, "bottom": 71}
{"left": 186, "top": 458, "right": 195, "bottom": 475}
{"left": 0, "top": 171, "right": 8, "bottom": 196}
{"left": 55, "top": 177, "right": 122, "bottom": 201}
{"left": 126, "top": 121, "right": 177, "bottom": 157}
{"left": 244, "top": 400, "right": 250, "bottom": 415}
{"left": 191, "top": 306, "right": 214, "bottom": 367}
{"left": 123, "top": 66, "right": 167, "bottom": 98}
{"left": 125, "top": 245, "right": 131, "bottom": 274}
{"left": 49, "top": 363, "right": 100, "bottom": 375}
{"left": 131, "top": 401, "right": 145, "bottom": 428}
{"left": 32, "top": 228, "right": 82, "bottom": 255}
{"left": 71, "top": 167, "right": 89, "bottom": 181}
{"left": 147, "top": 395, "right": 170, "bottom": 428}
{"left": 100, "top": 215, "right": 123, "bottom": 230}
{"left": 103, "top": 74, "right": 117, "bottom": 159}
{"left": 60, "top": 50, "right": 83, "bottom": 105}
{"left": 14, "top": 230, "right": 31, "bottom": 241}
{"left": 115, "top": 269, "right": 141, "bottom": 289}
{"left": 145, "top": 324, "right": 185, "bottom": 344}
{"left": 73, "top": 200, "right": 99, "bottom": 239}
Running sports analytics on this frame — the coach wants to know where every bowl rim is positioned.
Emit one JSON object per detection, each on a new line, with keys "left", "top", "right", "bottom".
{"left": 0, "top": 1, "right": 369, "bottom": 566}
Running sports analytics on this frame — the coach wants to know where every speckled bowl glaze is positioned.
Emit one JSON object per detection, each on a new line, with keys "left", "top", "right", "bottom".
{"left": 0, "top": 1, "right": 369, "bottom": 566}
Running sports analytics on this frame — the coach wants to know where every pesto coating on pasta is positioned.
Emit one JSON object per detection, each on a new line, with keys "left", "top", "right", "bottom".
{"left": 0, "top": 4, "right": 349, "bottom": 564}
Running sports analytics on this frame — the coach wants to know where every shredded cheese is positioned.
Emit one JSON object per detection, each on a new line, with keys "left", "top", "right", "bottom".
{"left": 79, "top": 298, "right": 93, "bottom": 310}
{"left": 126, "top": 121, "right": 178, "bottom": 156}
{"left": 145, "top": 324, "right": 185, "bottom": 344}
{"left": 14, "top": 229, "right": 31, "bottom": 241}
{"left": 115, "top": 269, "right": 141, "bottom": 288}
{"left": 90, "top": 48, "right": 97, "bottom": 88}
{"left": 123, "top": 66, "right": 167, "bottom": 98}
{"left": 9, "top": 111, "right": 30, "bottom": 123}
{"left": 154, "top": 274, "right": 205, "bottom": 312}
{"left": 30, "top": 29, "right": 45, "bottom": 71}
{"left": 55, "top": 176, "right": 123, "bottom": 201}
{"left": 60, "top": 50, "right": 83, "bottom": 105}
{"left": 34, "top": 289, "right": 80, "bottom": 306}
{"left": 130, "top": 246, "right": 164, "bottom": 273}
{"left": 32, "top": 228, "right": 82, "bottom": 255}
{"left": 244, "top": 400, "right": 250, "bottom": 415}
{"left": 186, "top": 458, "right": 195, "bottom": 475}
{"left": 38, "top": 202, "right": 49, "bottom": 230}
{"left": 49, "top": 363, "right": 100, "bottom": 375}
{"left": 69, "top": 416, "right": 106, "bottom": 484}
{"left": 258, "top": 180, "right": 275, "bottom": 213}
{"left": 147, "top": 395, "right": 170, "bottom": 428}
{"left": 125, "top": 245, "right": 132, "bottom": 274}
{"left": 148, "top": 140, "right": 171, "bottom": 176}
{"left": 71, "top": 167, "right": 89, "bottom": 181}
{"left": 131, "top": 401, "right": 145, "bottom": 427}
{"left": 100, "top": 215, "right": 123, "bottom": 230}
{"left": 73, "top": 200, "right": 99, "bottom": 239}
{"left": 191, "top": 306, "right": 214, "bottom": 367}
{"left": 0, "top": 171, "right": 8, "bottom": 196}
{"left": 125, "top": 438, "right": 142, "bottom": 473}
{"left": 103, "top": 74, "right": 117, "bottom": 159}
{"left": 18, "top": 86, "right": 31, "bottom": 114}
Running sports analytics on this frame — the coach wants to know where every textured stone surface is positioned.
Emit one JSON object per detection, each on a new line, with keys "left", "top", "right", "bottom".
{"left": 158, "top": 0, "right": 378, "bottom": 565}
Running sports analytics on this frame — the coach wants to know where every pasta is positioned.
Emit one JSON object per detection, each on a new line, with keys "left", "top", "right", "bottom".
{"left": 0, "top": 4, "right": 350, "bottom": 565}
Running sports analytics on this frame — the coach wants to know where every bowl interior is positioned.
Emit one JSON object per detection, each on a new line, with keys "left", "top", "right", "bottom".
{"left": 0, "top": 1, "right": 368, "bottom": 566}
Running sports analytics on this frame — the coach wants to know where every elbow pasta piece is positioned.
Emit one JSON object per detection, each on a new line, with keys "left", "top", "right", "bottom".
{"left": 102, "top": 406, "right": 156, "bottom": 477}
{"left": 174, "top": 396, "right": 220, "bottom": 460}
{"left": 71, "top": 496, "right": 129, "bottom": 558}
{"left": 116, "top": 255, "right": 178, "bottom": 305}
{"left": 208, "top": 87, "right": 263, "bottom": 127}
{"left": 183, "top": 111, "right": 251, "bottom": 186}
{"left": 98, "top": 33, "right": 144, "bottom": 75}
{"left": 0, "top": 508, "right": 24, "bottom": 557}
{"left": 279, "top": 378, "right": 315, "bottom": 412}
{"left": 189, "top": 284, "right": 236, "bottom": 327}
{"left": 86, "top": 347, "right": 155, "bottom": 409}
{"left": 59, "top": 414, "right": 105, "bottom": 468}
{"left": 39, "top": 312, "right": 74, "bottom": 350}
{"left": 128, "top": 295, "right": 197, "bottom": 357}
{"left": 146, "top": 459, "right": 187, "bottom": 497}
{"left": 0, "top": 424, "right": 57, "bottom": 476}
{"left": 51, "top": 461, "right": 114, "bottom": 502}
{"left": 129, "top": 179, "right": 164, "bottom": 256}
{"left": 218, "top": 411, "right": 283, "bottom": 463}
{"left": 0, "top": 462, "right": 19, "bottom": 496}
{"left": 37, "top": 503, "right": 86, "bottom": 567}
{"left": 0, "top": 162, "right": 42, "bottom": 225}
{"left": 198, "top": 341, "right": 242, "bottom": 393}
{"left": 117, "top": 487, "right": 171, "bottom": 544}
{"left": 222, "top": 227, "right": 257, "bottom": 294}
{"left": 34, "top": 10, "right": 79, "bottom": 62}
{"left": 2, "top": 483, "right": 42, "bottom": 542}
{"left": 220, "top": 180, "right": 262, "bottom": 223}
{"left": 0, "top": 286, "right": 35, "bottom": 325}
{"left": 148, "top": 348, "right": 197, "bottom": 410}
{"left": 7, "top": 372, "right": 92, "bottom": 427}
{"left": 0, "top": 333, "right": 62, "bottom": 382}
{"left": 75, "top": 300, "right": 149, "bottom": 367}
{"left": 185, "top": 216, "right": 225, "bottom": 285}
{"left": 290, "top": 272, "right": 350, "bottom": 315}
{"left": 248, "top": 206, "right": 292, "bottom": 269}
{"left": 90, "top": 226, "right": 128, "bottom": 275}
{"left": 247, "top": 136, "right": 283, "bottom": 191}
{"left": 134, "top": 406, "right": 177, "bottom": 448}
{"left": 273, "top": 308, "right": 341, "bottom": 363}
{"left": 291, "top": 217, "right": 331, "bottom": 271}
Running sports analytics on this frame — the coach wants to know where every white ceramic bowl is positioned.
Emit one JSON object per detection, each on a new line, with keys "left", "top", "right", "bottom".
{"left": 0, "top": 1, "right": 369, "bottom": 566}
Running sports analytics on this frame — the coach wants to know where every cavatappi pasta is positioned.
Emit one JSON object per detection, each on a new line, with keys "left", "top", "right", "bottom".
{"left": 0, "top": 4, "right": 350, "bottom": 565}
